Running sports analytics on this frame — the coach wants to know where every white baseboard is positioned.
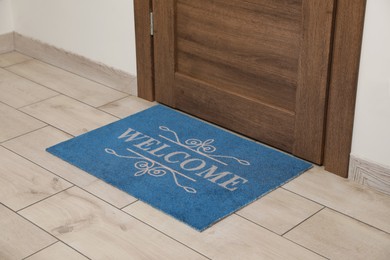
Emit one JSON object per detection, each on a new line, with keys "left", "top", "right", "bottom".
{"left": 349, "top": 155, "right": 390, "bottom": 195}
{"left": 0, "top": 32, "right": 14, "bottom": 54}
{"left": 14, "top": 33, "right": 137, "bottom": 95}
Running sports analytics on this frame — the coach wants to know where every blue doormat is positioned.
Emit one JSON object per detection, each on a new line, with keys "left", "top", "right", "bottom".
{"left": 47, "top": 105, "right": 312, "bottom": 231}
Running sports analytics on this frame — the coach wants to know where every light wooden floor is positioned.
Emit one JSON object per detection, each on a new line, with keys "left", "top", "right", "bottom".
{"left": 1, "top": 51, "right": 390, "bottom": 260}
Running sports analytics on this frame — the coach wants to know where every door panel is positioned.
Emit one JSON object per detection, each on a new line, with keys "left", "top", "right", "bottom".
{"left": 153, "top": 0, "right": 335, "bottom": 163}
{"left": 176, "top": 0, "right": 300, "bottom": 111}
{"left": 175, "top": 74, "right": 296, "bottom": 151}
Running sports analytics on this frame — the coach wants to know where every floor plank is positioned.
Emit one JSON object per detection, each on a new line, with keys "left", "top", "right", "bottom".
{"left": 0, "top": 147, "right": 72, "bottom": 211}
{"left": 123, "top": 201, "right": 326, "bottom": 260}
{"left": 83, "top": 180, "right": 137, "bottom": 209}
{"left": 20, "top": 95, "right": 118, "bottom": 136}
{"left": 0, "top": 51, "right": 32, "bottom": 67}
{"left": 19, "top": 187, "right": 207, "bottom": 260}
{"left": 7, "top": 60, "right": 127, "bottom": 107}
{"left": 0, "top": 102, "right": 45, "bottom": 143}
{"left": 99, "top": 96, "right": 156, "bottom": 118}
{"left": 3, "top": 126, "right": 96, "bottom": 186}
{"left": 284, "top": 208, "right": 390, "bottom": 260}
{"left": 0, "top": 204, "right": 57, "bottom": 260}
{"left": 0, "top": 68, "right": 58, "bottom": 108}
{"left": 284, "top": 166, "right": 390, "bottom": 233}
{"left": 3, "top": 126, "right": 137, "bottom": 208}
{"left": 25, "top": 242, "right": 88, "bottom": 260}
{"left": 237, "top": 188, "right": 323, "bottom": 235}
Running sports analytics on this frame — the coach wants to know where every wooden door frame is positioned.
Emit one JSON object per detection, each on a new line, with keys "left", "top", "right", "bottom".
{"left": 133, "top": 0, "right": 367, "bottom": 178}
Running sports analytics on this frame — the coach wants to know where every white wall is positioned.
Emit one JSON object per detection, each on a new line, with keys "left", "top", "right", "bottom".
{"left": 11, "top": 0, "right": 137, "bottom": 75}
{"left": 5, "top": 0, "right": 389, "bottom": 167}
{"left": 351, "top": 0, "right": 390, "bottom": 167}
{"left": 0, "top": 0, "right": 14, "bottom": 34}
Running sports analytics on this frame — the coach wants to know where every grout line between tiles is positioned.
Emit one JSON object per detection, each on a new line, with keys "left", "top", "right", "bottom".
{"left": 281, "top": 187, "right": 390, "bottom": 236}
{"left": 67, "top": 185, "right": 207, "bottom": 258}
{"left": 29, "top": 225, "right": 93, "bottom": 260}
{"left": 0, "top": 113, "right": 48, "bottom": 146}
{"left": 2, "top": 138, "right": 140, "bottom": 212}
{"left": 97, "top": 95, "right": 131, "bottom": 109}
{"left": 71, "top": 184, "right": 137, "bottom": 211}
{"left": 44, "top": 124, "right": 75, "bottom": 138}
{"left": 235, "top": 213, "right": 330, "bottom": 260}
{"left": 0, "top": 55, "right": 34, "bottom": 69}
{"left": 281, "top": 207, "right": 326, "bottom": 236}
{"left": 3, "top": 96, "right": 120, "bottom": 139}
{"left": 282, "top": 238, "right": 330, "bottom": 260}
{"left": 16, "top": 185, "right": 75, "bottom": 213}
{"left": 4, "top": 124, "right": 75, "bottom": 144}
{"left": 325, "top": 207, "right": 390, "bottom": 236}
{"left": 98, "top": 95, "right": 132, "bottom": 112}
{"left": 4, "top": 66, "right": 129, "bottom": 109}
{"left": 5, "top": 55, "right": 134, "bottom": 96}
{"left": 0, "top": 203, "right": 59, "bottom": 256}
{"left": 0, "top": 145, "right": 125, "bottom": 210}
{"left": 96, "top": 100, "right": 157, "bottom": 120}
{"left": 121, "top": 209, "right": 212, "bottom": 260}
{"left": 95, "top": 96, "right": 133, "bottom": 119}
{"left": 0, "top": 202, "right": 92, "bottom": 260}
{"left": 17, "top": 93, "right": 62, "bottom": 110}
{"left": 120, "top": 199, "right": 139, "bottom": 210}
{"left": 94, "top": 108, "right": 122, "bottom": 120}
{"left": 280, "top": 187, "right": 328, "bottom": 208}
{"left": 48, "top": 187, "right": 209, "bottom": 259}
{"left": 44, "top": 55, "right": 137, "bottom": 95}
{"left": 21, "top": 241, "right": 60, "bottom": 260}
{"left": 234, "top": 212, "right": 286, "bottom": 236}
{"left": 9, "top": 177, "right": 209, "bottom": 260}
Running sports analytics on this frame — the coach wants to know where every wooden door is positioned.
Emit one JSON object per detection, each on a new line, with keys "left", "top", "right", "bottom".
{"left": 153, "top": 0, "right": 335, "bottom": 164}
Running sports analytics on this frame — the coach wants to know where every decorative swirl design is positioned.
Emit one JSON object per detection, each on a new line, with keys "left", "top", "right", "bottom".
{"left": 184, "top": 138, "right": 203, "bottom": 147}
{"left": 159, "top": 126, "right": 251, "bottom": 166}
{"left": 147, "top": 167, "right": 168, "bottom": 177}
{"left": 105, "top": 148, "right": 196, "bottom": 193}
{"left": 134, "top": 161, "right": 156, "bottom": 176}
{"left": 185, "top": 139, "right": 217, "bottom": 153}
{"left": 134, "top": 161, "right": 168, "bottom": 177}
